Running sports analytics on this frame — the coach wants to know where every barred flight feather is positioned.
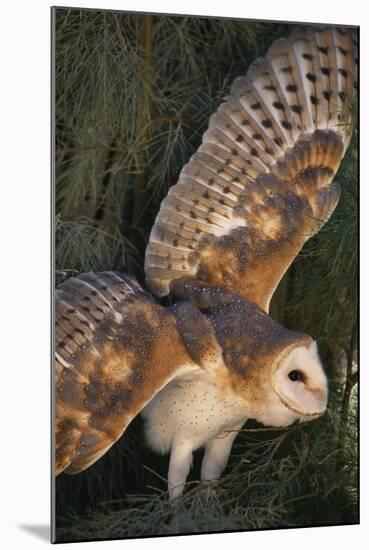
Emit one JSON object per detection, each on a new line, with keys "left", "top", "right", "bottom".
{"left": 55, "top": 272, "right": 196, "bottom": 475}
{"left": 144, "top": 25, "right": 357, "bottom": 311}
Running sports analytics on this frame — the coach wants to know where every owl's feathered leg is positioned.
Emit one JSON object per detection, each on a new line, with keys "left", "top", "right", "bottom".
{"left": 201, "top": 424, "right": 243, "bottom": 483}
{"left": 168, "top": 441, "right": 194, "bottom": 501}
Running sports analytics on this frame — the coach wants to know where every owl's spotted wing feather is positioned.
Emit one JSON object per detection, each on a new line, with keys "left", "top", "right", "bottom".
{"left": 55, "top": 272, "right": 194, "bottom": 475}
{"left": 145, "top": 26, "right": 357, "bottom": 311}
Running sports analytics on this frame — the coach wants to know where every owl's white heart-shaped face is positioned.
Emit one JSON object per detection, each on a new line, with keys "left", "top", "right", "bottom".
{"left": 271, "top": 341, "right": 328, "bottom": 421}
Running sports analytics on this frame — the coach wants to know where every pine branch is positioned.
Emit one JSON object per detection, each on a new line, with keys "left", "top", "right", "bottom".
{"left": 132, "top": 15, "right": 154, "bottom": 229}
{"left": 104, "top": 11, "right": 127, "bottom": 51}
{"left": 340, "top": 324, "right": 358, "bottom": 435}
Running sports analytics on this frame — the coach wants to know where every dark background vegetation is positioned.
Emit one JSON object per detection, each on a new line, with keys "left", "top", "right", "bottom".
{"left": 53, "top": 8, "right": 358, "bottom": 542}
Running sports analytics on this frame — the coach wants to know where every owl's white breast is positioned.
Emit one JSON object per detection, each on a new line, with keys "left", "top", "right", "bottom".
{"left": 141, "top": 368, "right": 249, "bottom": 455}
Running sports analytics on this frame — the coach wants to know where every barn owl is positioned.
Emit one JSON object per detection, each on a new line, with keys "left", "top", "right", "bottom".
{"left": 55, "top": 25, "right": 357, "bottom": 501}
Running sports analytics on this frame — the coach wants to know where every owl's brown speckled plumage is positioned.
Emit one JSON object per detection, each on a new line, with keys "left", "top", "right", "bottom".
{"left": 55, "top": 25, "right": 357, "bottom": 497}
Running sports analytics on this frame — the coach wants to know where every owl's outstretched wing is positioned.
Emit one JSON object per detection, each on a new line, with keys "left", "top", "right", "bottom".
{"left": 55, "top": 272, "right": 196, "bottom": 475}
{"left": 145, "top": 26, "right": 357, "bottom": 312}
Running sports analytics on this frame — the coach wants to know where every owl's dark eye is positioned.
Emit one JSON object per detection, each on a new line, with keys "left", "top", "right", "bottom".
{"left": 288, "top": 370, "right": 304, "bottom": 382}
